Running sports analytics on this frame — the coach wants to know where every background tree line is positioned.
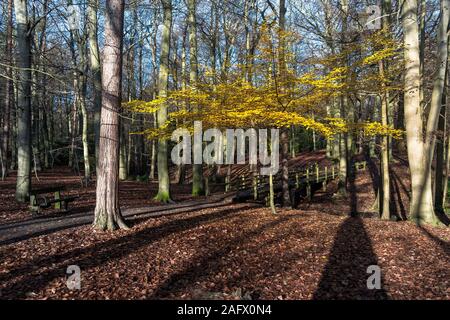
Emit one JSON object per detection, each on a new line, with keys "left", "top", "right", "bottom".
{"left": 0, "top": 0, "right": 449, "bottom": 230}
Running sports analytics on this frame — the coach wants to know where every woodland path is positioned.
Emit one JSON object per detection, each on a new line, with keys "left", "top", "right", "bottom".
{"left": 0, "top": 193, "right": 240, "bottom": 246}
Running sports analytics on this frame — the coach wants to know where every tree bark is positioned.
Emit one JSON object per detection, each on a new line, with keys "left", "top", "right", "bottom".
{"left": 278, "top": 0, "right": 291, "bottom": 207}
{"left": 93, "top": 0, "right": 128, "bottom": 231}
{"left": 379, "top": 0, "right": 392, "bottom": 220}
{"left": 426, "top": 0, "right": 450, "bottom": 218}
{"left": 2, "top": 0, "right": 14, "bottom": 180}
{"left": 87, "top": 0, "right": 102, "bottom": 166}
{"left": 434, "top": 81, "right": 447, "bottom": 213}
{"left": 188, "top": 0, "right": 204, "bottom": 196}
{"left": 401, "top": 0, "right": 447, "bottom": 225}
{"left": 154, "top": 0, "right": 173, "bottom": 203}
{"left": 14, "top": 0, "right": 32, "bottom": 202}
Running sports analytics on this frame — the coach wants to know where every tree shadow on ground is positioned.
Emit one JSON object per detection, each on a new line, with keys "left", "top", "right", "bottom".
{"left": 149, "top": 214, "right": 305, "bottom": 299}
{"left": 419, "top": 227, "right": 450, "bottom": 255}
{"left": 0, "top": 198, "right": 234, "bottom": 245}
{"left": 313, "top": 216, "right": 389, "bottom": 300}
{"left": 348, "top": 159, "right": 358, "bottom": 217}
{"left": 0, "top": 205, "right": 254, "bottom": 298}
{"left": 390, "top": 171, "right": 407, "bottom": 221}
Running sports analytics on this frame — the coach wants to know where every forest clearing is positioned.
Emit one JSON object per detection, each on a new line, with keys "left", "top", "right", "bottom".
{"left": 0, "top": 0, "right": 450, "bottom": 304}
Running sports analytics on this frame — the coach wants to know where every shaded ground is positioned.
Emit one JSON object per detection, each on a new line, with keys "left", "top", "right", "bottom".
{"left": 0, "top": 155, "right": 449, "bottom": 300}
{"left": 0, "top": 203, "right": 448, "bottom": 300}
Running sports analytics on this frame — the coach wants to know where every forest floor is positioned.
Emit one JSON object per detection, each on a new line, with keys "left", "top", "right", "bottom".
{"left": 0, "top": 154, "right": 449, "bottom": 300}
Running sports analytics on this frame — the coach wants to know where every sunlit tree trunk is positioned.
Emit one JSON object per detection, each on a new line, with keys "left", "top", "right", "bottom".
{"left": 119, "top": 123, "right": 128, "bottom": 180}
{"left": 14, "top": 0, "right": 32, "bottom": 202}
{"left": 79, "top": 39, "right": 91, "bottom": 180}
{"left": 379, "top": 0, "right": 392, "bottom": 220}
{"left": 188, "top": 0, "right": 204, "bottom": 196}
{"left": 336, "top": 0, "right": 349, "bottom": 197}
{"left": 154, "top": 0, "right": 173, "bottom": 202}
{"left": 93, "top": 0, "right": 128, "bottom": 231}
{"left": 402, "top": 0, "right": 447, "bottom": 225}
{"left": 379, "top": 63, "right": 390, "bottom": 220}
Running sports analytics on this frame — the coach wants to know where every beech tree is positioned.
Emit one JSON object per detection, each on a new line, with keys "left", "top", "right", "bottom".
{"left": 87, "top": 0, "right": 102, "bottom": 163}
{"left": 14, "top": 0, "right": 32, "bottom": 202}
{"left": 93, "top": 0, "right": 128, "bottom": 230}
{"left": 401, "top": 0, "right": 448, "bottom": 225}
{"left": 154, "top": 0, "right": 173, "bottom": 203}
{"left": 188, "top": 0, "right": 204, "bottom": 196}
{"left": 1, "top": 0, "right": 13, "bottom": 180}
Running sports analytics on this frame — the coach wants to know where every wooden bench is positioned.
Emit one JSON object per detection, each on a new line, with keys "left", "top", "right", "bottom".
{"left": 30, "top": 185, "right": 78, "bottom": 215}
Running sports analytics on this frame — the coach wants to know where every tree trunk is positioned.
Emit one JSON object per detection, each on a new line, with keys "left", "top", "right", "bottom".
{"left": 87, "top": 0, "right": 102, "bottom": 166}
{"left": 188, "top": 0, "right": 204, "bottom": 196}
{"left": 154, "top": 0, "right": 173, "bottom": 203}
{"left": 434, "top": 84, "right": 447, "bottom": 212}
{"left": 278, "top": 0, "right": 291, "bottom": 207}
{"left": 93, "top": 0, "right": 128, "bottom": 231}
{"left": 380, "top": 85, "right": 390, "bottom": 220}
{"left": 79, "top": 39, "right": 91, "bottom": 180}
{"left": 2, "top": 0, "right": 14, "bottom": 180}
{"left": 425, "top": 0, "right": 450, "bottom": 219}
{"left": 14, "top": 0, "right": 32, "bottom": 202}
{"left": 119, "top": 123, "right": 128, "bottom": 180}
{"left": 379, "top": 2, "right": 391, "bottom": 220}
{"left": 402, "top": 0, "right": 447, "bottom": 225}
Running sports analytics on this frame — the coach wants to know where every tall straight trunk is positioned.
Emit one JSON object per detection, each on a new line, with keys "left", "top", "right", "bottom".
{"left": 402, "top": 0, "right": 448, "bottom": 225}
{"left": 419, "top": 0, "right": 426, "bottom": 110}
{"left": 335, "top": 0, "right": 350, "bottom": 197}
{"left": 10, "top": 79, "right": 17, "bottom": 171}
{"left": 14, "top": 0, "right": 32, "bottom": 202}
{"left": 87, "top": 0, "right": 102, "bottom": 166}
{"left": 68, "top": 24, "right": 79, "bottom": 169}
{"left": 379, "top": 0, "right": 391, "bottom": 220}
{"left": 278, "top": 0, "right": 291, "bottom": 207}
{"left": 38, "top": 0, "right": 50, "bottom": 169}
{"left": 2, "top": 0, "right": 14, "bottom": 179}
{"left": 69, "top": 0, "right": 90, "bottom": 179}
{"left": 379, "top": 71, "right": 390, "bottom": 220}
{"left": 243, "top": 0, "right": 252, "bottom": 82}
{"left": 154, "top": 0, "right": 173, "bottom": 202}
{"left": 337, "top": 97, "right": 348, "bottom": 196}
{"left": 119, "top": 123, "right": 128, "bottom": 180}
{"left": 443, "top": 117, "right": 450, "bottom": 206}
{"left": 149, "top": 12, "right": 158, "bottom": 181}
{"left": 323, "top": 0, "right": 338, "bottom": 159}
{"left": 425, "top": 0, "right": 450, "bottom": 219}
{"left": 188, "top": 0, "right": 204, "bottom": 196}
{"left": 79, "top": 38, "right": 91, "bottom": 180}
{"left": 136, "top": 31, "right": 145, "bottom": 175}
{"left": 93, "top": 0, "right": 128, "bottom": 231}
{"left": 434, "top": 82, "right": 447, "bottom": 212}
{"left": 126, "top": 3, "right": 138, "bottom": 177}
{"left": 177, "top": 29, "right": 188, "bottom": 185}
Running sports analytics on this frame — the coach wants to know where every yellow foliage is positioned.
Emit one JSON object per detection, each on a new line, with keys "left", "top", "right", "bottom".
{"left": 123, "top": 24, "right": 403, "bottom": 142}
